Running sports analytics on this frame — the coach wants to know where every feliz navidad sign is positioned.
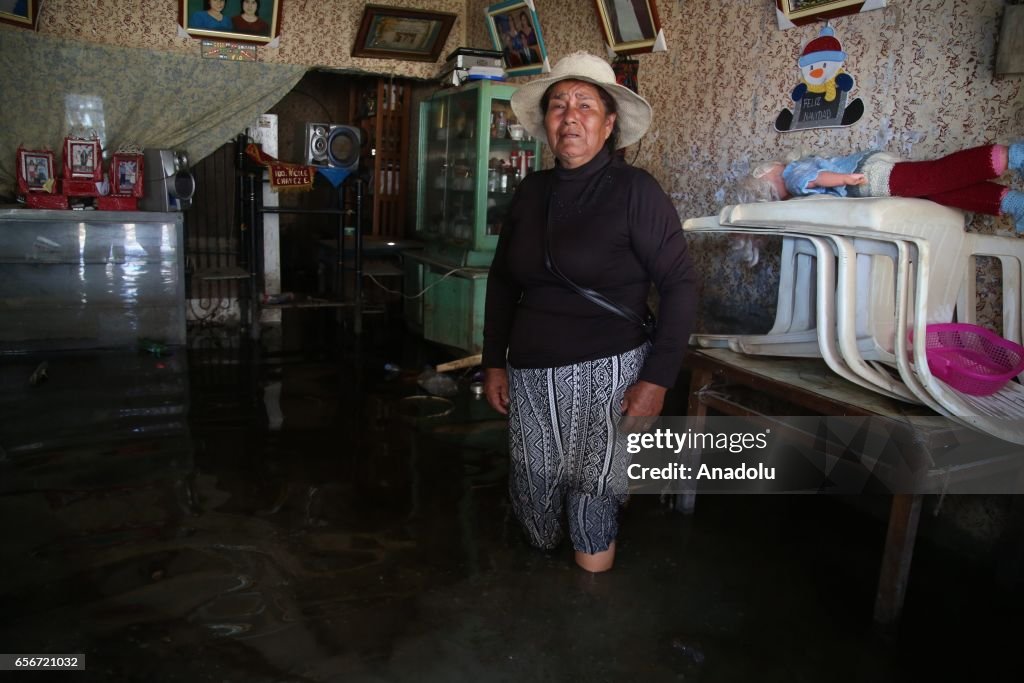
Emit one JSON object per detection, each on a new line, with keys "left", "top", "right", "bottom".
{"left": 775, "top": 26, "right": 864, "bottom": 132}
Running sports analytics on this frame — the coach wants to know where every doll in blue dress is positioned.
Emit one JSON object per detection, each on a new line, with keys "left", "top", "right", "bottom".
{"left": 741, "top": 143, "right": 1024, "bottom": 232}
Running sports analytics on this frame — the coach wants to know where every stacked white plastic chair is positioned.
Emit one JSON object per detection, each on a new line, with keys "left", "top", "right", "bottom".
{"left": 686, "top": 223, "right": 916, "bottom": 401}
{"left": 684, "top": 196, "right": 1024, "bottom": 444}
{"left": 690, "top": 236, "right": 821, "bottom": 351}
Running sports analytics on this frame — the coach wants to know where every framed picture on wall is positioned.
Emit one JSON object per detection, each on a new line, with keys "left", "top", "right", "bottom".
{"left": 775, "top": 0, "right": 887, "bottom": 29}
{"left": 0, "top": 0, "right": 41, "bottom": 30}
{"left": 351, "top": 4, "right": 457, "bottom": 62}
{"left": 485, "top": 0, "right": 550, "bottom": 77}
{"left": 592, "top": 0, "right": 665, "bottom": 55}
{"left": 180, "top": 0, "right": 282, "bottom": 45}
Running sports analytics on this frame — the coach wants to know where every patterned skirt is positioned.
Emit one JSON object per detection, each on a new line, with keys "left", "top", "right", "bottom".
{"left": 506, "top": 343, "right": 649, "bottom": 554}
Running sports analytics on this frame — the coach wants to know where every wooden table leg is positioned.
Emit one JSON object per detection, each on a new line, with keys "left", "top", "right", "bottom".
{"left": 873, "top": 493, "right": 922, "bottom": 626}
{"left": 674, "top": 363, "right": 713, "bottom": 515}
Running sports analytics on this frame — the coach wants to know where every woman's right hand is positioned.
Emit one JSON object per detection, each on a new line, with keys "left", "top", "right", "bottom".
{"left": 484, "top": 367, "right": 510, "bottom": 415}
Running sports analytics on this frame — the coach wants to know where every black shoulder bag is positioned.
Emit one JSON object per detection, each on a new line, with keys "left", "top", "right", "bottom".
{"left": 543, "top": 195, "right": 657, "bottom": 340}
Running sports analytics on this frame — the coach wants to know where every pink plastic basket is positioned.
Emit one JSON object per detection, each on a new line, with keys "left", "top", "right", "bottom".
{"left": 916, "top": 323, "right": 1024, "bottom": 396}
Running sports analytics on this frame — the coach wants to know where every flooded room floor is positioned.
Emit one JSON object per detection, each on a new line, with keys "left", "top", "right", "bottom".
{"left": 1, "top": 310, "right": 1021, "bottom": 682}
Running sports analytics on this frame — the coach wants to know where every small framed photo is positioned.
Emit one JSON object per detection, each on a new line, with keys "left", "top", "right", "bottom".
{"left": 775, "top": 0, "right": 886, "bottom": 29}
{"left": 485, "top": 0, "right": 550, "bottom": 77}
{"left": 111, "top": 153, "right": 144, "bottom": 197}
{"left": 351, "top": 4, "right": 457, "bottom": 62}
{"left": 591, "top": 0, "right": 665, "bottom": 55}
{"left": 180, "top": 0, "right": 282, "bottom": 45}
{"left": 16, "top": 147, "right": 56, "bottom": 194}
{"left": 0, "top": 0, "right": 41, "bottom": 30}
{"left": 64, "top": 137, "right": 102, "bottom": 180}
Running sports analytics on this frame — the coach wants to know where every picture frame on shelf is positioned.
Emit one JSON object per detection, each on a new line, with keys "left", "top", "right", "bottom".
{"left": 591, "top": 0, "right": 665, "bottom": 56}
{"left": 485, "top": 0, "right": 550, "bottom": 77}
{"left": 111, "top": 153, "right": 144, "bottom": 197}
{"left": 351, "top": 4, "right": 457, "bottom": 62}
{"left": 97, "top": 152, "right": 145, "bottom": 210}
{"left": 180, "top": 0, "right": 282, "bottom": 45}
{"left": 775, "top": 0, "right": 886, "bottom": 29}
{"left": 64, "top": 137, "right": 101, "bottom": 180}
{"left": 16, "top": 147, "right": 56, "bottom": 195}
{"left": 0, "top": 0, "right": 41, "bottom": 30}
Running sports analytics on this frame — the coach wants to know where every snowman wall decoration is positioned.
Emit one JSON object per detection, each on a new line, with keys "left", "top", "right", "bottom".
{"left": 775, "top": 26, "right": 864, "bottom": 132}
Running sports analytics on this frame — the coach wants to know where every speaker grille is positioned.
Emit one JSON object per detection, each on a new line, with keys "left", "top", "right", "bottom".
{"left": 326, "top": 126, "right": 361, "bottom": 171}
{"left": 304, "top": 123, "right": 361, "bottom": 171}
{"left": 304, "top": 123, "right": 331, "bottom": 165}
{"left": 173, "top": 171, "right": 196, "bottom": 199}
{"left": 311, "top": 135, "right": 328, "bottom": 158}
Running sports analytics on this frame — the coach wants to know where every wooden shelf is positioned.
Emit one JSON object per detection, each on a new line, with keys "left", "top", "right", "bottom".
{"left": 348, "top": 78, "right": 411, "bottom": 239}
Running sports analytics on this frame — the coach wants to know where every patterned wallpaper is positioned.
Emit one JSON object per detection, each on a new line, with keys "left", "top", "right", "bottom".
{"left": 31, "top": 0, "right": 466, "bottom": 79}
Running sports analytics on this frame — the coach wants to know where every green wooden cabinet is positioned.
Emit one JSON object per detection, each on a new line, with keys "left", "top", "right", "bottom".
{"left": 409, "top": 80, "right": 542, "bottom": 353}
{"left": 422, "top": 261, "right": 489, "bottom": 353}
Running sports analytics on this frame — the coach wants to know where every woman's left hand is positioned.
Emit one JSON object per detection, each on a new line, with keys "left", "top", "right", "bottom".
{"left": 619, "top": 380, "right": 667, "bottom": 433}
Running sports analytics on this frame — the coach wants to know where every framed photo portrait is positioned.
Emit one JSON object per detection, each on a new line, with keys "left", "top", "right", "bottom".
{"left": 592, "top": 0, "right": 665, "bottom": 55}
{"left": 16, "top": 148, "right": 55, "bottom": 194}
{"left": 775, "top": 0, "right": 887, "bottom": 29}
{"left": 0, "top": 0, "right": 41, "bottom": 30}
{"left": 64, "top": 137, "right": 102, "bottom": 181}
{"left": 485, "top": 0, "right": 550, "bottom": 77}
{"left": 351, "top": 5, "right": 457, "bottom": 62}
{"left": 180, "top": 0, "right": 282, "bottom": 45}
{"left": 111, "top": 154, "right": 144, "bottom": 197}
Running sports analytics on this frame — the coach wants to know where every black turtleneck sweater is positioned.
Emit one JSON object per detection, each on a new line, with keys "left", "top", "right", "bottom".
{"left": 482, "top": 148, "right": 698, "bottom": 388}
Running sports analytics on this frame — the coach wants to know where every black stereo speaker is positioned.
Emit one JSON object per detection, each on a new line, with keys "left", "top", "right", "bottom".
{"left": 139, "top": 149, "right": 195, "bottom": 212}
{"left": 303, "top": 123, "right": 361, "bottom": 172}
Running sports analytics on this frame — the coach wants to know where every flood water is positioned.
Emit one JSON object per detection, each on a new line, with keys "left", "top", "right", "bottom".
{"left": 1, "top": 311, "right": 1021, "bottom": 681}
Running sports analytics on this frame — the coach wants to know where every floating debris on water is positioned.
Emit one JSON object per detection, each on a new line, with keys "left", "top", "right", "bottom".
{"left": 28, "top": 361, "right": 48, "bottom": 386}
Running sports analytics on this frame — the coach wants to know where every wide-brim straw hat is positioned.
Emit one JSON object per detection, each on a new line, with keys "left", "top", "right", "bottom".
{"left": 510, "top": 52, "right": 652, "bottom": 150}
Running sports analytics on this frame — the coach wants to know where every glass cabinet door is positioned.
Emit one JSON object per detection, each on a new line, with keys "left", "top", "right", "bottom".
{"left": 419, "top": 94, "right": 455, "bottom": 241}
{"left": 483, "top": 97, "right": 538, "bottom": 238}
{"left": 419, "top": 87, "right": 481, "bottom": 244}
{"left": 417, "top": 81, "right": 541, "bottom": 262}
{"left": 443, "top": 87, "right": 481, "bottom": 244}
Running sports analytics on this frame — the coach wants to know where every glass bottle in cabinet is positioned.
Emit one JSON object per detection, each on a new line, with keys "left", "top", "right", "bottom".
{"left": 416, "top": 80, "right": 542, "bottom": 267}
